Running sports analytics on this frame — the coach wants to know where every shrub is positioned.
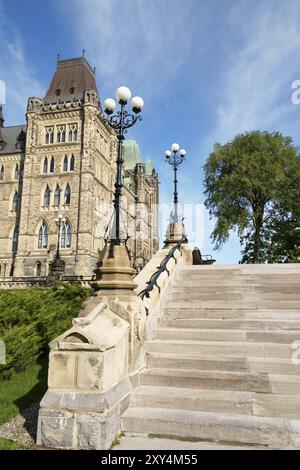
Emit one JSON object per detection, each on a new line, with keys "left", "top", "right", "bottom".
{"left": 0, "top": 284, "right": 91, "bottom": 379}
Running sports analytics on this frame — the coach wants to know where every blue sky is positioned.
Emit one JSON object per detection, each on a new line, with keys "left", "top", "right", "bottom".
{"left": 1, "top": 0, "right": 300, "bottom": 263}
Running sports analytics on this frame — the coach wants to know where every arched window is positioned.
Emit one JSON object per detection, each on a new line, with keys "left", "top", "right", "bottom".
{"left": 44, "top": 185, "right": 50, "bottom": 206}
{"left": 45, "top": 128, "right": 53, "bottom": 144}
{"left": 12, "top": 191, "right": 18, "bottom": 211}
{"left": 63, "top": 155, "right": 68, "bottom": 172}
{"left": 68, "top": 125, "right": 78, "bottom": 142}
{"left": 61, "top": 220, "right": 72, "bottom": 248}
{"left": 50, "top": 156, "right": 55, "bottom": 173}
{"left": 0, "top": 165, "right": 4, "bottom": 181}
{"left": 57, "top": 126, "right": 66, "bottom": 144}
{"left": 12, "top": 226, "right": 18, "bottom": 252}
{"left": 15, "top": 164, "right": 19, "bottom": 180}
{"left": 64, "top": 184, "right": 71, "bottom": 205}
{"left": 70, "top": 155, "right": 75, "bottom": 171}
{"left": 54, "top": 184, "right": 61, "bottom": 206}
{"left": 38, "top": 221, "right": 48, "bottom": 249}
{"left": 35, "top": 261, "right": 41, "bottom": 277}
{"left": 43, "top": 157, "right": 48, "bottom": 173}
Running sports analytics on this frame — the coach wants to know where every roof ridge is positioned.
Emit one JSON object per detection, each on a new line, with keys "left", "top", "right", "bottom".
{"left": 1, "top": 124, "right": 26, "bottom": 129}
{"left": 57, "top": 57, "right": 95, "bottom": 76}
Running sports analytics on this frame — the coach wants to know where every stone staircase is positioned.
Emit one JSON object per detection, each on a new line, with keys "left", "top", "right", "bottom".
{"left": 118, "top": 265, "right": 300, "bottom": 449}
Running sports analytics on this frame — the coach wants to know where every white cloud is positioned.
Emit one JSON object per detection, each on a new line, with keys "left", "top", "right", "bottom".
{"left": 209, "top": 0, "right": 300, "bottom": 144}
{"left": 66, "top": 0, "right": 208, "bottom": 104}
{"left": 0, "top": 1, "right": 43, "bottom": 124}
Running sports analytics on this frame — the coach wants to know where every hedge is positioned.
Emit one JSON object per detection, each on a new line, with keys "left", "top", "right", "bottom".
{"left": 0, "top": 284, "right": 91, "bottom": 379}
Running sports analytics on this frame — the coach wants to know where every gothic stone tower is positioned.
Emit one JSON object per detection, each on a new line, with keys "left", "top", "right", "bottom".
{"left": 0, "top": 56, "right": 159, "bottom": 278}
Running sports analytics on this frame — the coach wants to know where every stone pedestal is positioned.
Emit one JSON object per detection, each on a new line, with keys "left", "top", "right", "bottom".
{"left": 48, "top": 254, "right": 65, "bottom": 281}
{"left": 164, "top": 221, "right": 187, "bottom": 245}
{"left": 37, "top": 301, "right": 132, "bottom": 449}
{"left": 94, "top": 242, "right": 137, "bottom": 291}
{"left": 37, "top": 240, "right": 147, "bottom": 449}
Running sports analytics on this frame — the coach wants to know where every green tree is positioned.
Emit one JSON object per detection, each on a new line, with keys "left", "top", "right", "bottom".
{"left": 204, "top": 130, "right": 300, "bottom": 263}
{"left": 264, "top": 157, "right": 300, "bottom": 262}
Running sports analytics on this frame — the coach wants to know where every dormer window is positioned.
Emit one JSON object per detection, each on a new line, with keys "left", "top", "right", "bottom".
{"left": 69, "top": 87, "right": 75, "bottom": 95}
{"left": 56, "top": 89, "right": 61, "bottom": 97}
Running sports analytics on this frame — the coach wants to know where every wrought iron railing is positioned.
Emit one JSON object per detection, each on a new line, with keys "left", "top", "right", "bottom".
{"left": 138, "top": 237, "right": 187, "bottom": 314}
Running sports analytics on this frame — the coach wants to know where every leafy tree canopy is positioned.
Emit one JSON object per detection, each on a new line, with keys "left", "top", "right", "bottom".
{"left": 204, "top": 130, "right": 300, "bottom": 263}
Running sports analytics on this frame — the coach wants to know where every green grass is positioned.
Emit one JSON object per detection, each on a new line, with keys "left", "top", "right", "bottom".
{"left": 0, "top": 356, "right": 48, "bottom": 424}
{"left": 0, "top": 438, "right": 25, "bottom": 450}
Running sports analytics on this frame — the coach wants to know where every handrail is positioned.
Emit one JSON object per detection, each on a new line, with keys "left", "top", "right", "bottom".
{"left": 138, "top": 237, "right": 187, "bottom": 314}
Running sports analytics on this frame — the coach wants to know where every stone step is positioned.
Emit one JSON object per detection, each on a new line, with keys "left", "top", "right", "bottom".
{"left": 177, "top": 276, "right": 300, "bottom": 291}
{"left": 170, "top": 292, "right": 300, "bottom": 301}
{"left": 164, "top": 300, "right": 300, "bottom": 309}
{"left": 147, "top": 352, "right": 249, "bottom": 371}
{"left": 248, "top": 357, "right": 300, "bottom": 375}
{"left": 270, "top": 374, "right": 300, "bottom": 394}
{"left": 141, "top": 367, "right": 300, "bottom": 394}
{"left": 147, "top": 353, "right": 300, "bottom": 375}
{"left": 132, "top": 385, "right": 252, "bottom": 415}
{"left": 180, "top": 266, "right": 300, "bottom": 273}
{"left": 147, "top": 339, "right": 293, "bottom": 358}
{"left": 173, "top": 283, "right": 300, "bottom": 292}
{"left": 113, "top": 435, "right": 264, "bottom": 450}
{"left": 170, "top": 292, "right": 246, "bottom": 301}
{"left": 158, "top": 318, "right": 300, "bottom": 330}
{"left": 163, "top": 308, "right": 300, "bottom": 320}
{"left": 181, "top": 265, "right": 300, "bottom": 272}
{"left": 121, "top": 407, "right": 298, "bottom": 448}
{"left": 173, "top": 284, "right": 258, "bottom": 291}
{"left": 132, "top": 385, "right": 300, "bottom": 419}
{"left": 178, "top": 272, "right": 300, "bottom": 280}
{"left": 153, "top": 327, "right": 300, "bottom": 344}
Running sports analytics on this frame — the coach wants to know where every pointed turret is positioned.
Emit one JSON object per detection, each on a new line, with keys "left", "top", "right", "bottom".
{"left": 44, "top": 55, "right": 98, "bottom": 102}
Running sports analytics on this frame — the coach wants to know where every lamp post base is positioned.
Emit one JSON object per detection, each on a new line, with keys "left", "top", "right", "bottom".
{"left": 164, "top": 221, "right": 188, "bottom": 246}
{"left": 93, "top": 242, "right": 137, "bottom": 291}
{"left": 48, "top": 255, "right": 65, "bottom": 280}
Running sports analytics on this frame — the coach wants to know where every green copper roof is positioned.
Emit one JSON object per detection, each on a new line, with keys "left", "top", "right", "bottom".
{"left": 145, "top": 159, "right": 154, "bottom": 175}
{"left": 123, "top": 140, "right": 141, "bottom": 170}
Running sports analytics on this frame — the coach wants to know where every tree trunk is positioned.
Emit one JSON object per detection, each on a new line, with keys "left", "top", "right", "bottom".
{"left": 252, "top": 208, "right": 264, "bottom": 263}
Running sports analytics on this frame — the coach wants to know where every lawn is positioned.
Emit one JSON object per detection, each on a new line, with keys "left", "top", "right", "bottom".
{"left": 0, "top": 356, "right": 48, "bottom": 424}
{"left": 0, "top": 438, "right": 25, "bottom": 450}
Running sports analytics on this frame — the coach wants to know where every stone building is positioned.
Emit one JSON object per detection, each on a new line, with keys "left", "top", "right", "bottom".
{"left": 0, "top": 56, "right": 159, "bottom": 278}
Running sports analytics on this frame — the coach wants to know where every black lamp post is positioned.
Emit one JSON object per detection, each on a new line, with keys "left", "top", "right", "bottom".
{"left": 165, "top": 143, "right": 187, "bottom": 223}
{"left": 102, "top": 87, "right": 144, "bottom": 245}
{"left": 49, "top": 214, "right": 65, "bottom": 278}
